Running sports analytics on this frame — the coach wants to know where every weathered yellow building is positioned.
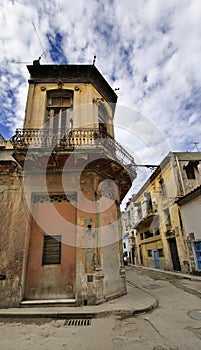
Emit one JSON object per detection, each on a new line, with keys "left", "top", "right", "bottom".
{"left": 0, "top": 63, "right": 137, "bottom": 307}
{"left": 123, "top": 152, "right": 201, "bottom": 273}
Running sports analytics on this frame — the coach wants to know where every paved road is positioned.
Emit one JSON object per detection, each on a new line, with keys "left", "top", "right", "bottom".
{"left": 0, "top": 266, "right": 201, "bottom": 350}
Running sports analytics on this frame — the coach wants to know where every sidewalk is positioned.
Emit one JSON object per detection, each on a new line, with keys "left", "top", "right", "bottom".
{"left": 0, "top": 282, "right": 157, "bottom": 320}
{"left": 0, "top": 266, "right": 200, "bottom": 321}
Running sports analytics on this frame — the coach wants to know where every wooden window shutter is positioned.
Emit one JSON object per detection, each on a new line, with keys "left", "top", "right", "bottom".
{"left": 42, "top": 235, "right": 61, "bottom": 265}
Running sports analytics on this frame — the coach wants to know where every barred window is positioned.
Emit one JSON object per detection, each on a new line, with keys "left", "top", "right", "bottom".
{"left": 42, "top": 235, "right": 61, "bottom": 265}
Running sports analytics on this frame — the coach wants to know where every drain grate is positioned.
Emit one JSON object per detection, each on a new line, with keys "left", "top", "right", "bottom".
{"left": 65, "top": 319, "right": 91, "bottom": 326}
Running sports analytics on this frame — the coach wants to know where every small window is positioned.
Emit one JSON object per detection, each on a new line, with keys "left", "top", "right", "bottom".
{"left": 87, "top": 224, "right": 92, "bottom": 232}
{"left": 123, "top": 242, "right": 126, "bottom": 249}
{"left": 140, "top": 233, "right": 144, "bottom": 240}
{"left": 137, "top": 206, "right": 142, "bottom": 220}
{"left": 158, "top": 249, "right": 164, "bottom": 257}
{"left": 145, "top": 192, "right": 153, "bottom": 212}
{"left": 164, "top": 208, "right": 171, "bottom": 226}
{"left": 42, "top": 235, "right": 61, "bottom": 265}
{"left": 159, "top": 178, "right": 166, "bottom": 197}
{"left": 147, "top": 249, "right": 152, "bottom": 257}
{"left": 155, "top": 229, "right": 160, "bottom": 236}
{"left": 185, "top": 164, "right": 195, "bottom": 179}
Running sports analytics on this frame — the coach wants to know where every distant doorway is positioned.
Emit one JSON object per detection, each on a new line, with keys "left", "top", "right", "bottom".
{"left": 139, "top": 245, "right": 143, "bottom": 265}
{"left": 194, "top": 241, "right": 201, "bottom": 270}
{"left": 168, "top": 238, "right": 181, "bottom": 271}
{"left": 153, "top": 250, "right": 159, "bottom": 269}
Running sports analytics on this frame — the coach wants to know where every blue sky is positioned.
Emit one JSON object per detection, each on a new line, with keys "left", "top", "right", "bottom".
{"left": 0, "top": 0, "right": 201, "bottom": 200}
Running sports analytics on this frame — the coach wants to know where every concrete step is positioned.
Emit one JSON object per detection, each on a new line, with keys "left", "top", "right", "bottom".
{"left": 20, "top": 299, "right": 77, "bottom": 308}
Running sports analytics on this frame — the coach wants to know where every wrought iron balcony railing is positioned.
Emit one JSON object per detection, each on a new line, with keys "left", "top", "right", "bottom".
{"left": 11, "top": 128, "right": 137, "bottom": 180}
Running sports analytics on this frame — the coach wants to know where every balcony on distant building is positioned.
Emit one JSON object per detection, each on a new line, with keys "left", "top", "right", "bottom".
{"left": 134, "top": 208, "right": 159, "bottom": 230}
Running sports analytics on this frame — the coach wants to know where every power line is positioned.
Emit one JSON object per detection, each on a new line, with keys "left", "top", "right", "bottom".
{"left": 32, "top": 21, "right": 48, "bottom": 63}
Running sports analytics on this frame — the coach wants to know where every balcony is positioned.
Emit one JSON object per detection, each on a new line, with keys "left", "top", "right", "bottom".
{"left": 11, "top": 127, "right": 137, "bottom": 182}
{"left": 12, "top": 128, "right": 99, "bottom": 149}
{"left": 134, "top": 209, "right": 159, "bottom": 230}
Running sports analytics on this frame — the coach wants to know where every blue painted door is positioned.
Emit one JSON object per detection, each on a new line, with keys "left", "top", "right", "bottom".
{"left": 154, "top": 250, "right": 159, "bottom": 269}
{"left": 194, "top": 241, "right": 201, "bottom": 270}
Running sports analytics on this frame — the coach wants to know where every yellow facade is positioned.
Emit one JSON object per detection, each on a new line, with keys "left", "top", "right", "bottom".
{"left": 126, "top": 152, "right": 201, "bottom": 273}
{"left": 24, "top": 78, "right": 114, "bottom": 137}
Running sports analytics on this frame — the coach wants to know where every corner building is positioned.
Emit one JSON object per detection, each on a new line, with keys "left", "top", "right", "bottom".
{"left": 0, "top": 64, "right": 136, "bottom": 307}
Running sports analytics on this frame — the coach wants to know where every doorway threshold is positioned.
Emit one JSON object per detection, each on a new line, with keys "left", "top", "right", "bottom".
{"left": 20, "top": 299, "right": 76, "bottom": 307}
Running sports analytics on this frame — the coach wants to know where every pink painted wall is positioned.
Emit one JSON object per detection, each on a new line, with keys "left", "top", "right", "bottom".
{"left": 24, "top": 201, "right": 77, "bottom": 300}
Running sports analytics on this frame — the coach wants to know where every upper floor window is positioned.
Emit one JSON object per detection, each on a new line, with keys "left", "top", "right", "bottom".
{"left": 154, "top": 228, "right": 160, "bottom": 236}
{"left": 159, "top": 178, "right": 166, "bottom": 197}
{"left": 184, "top": 164, "right": 195, "bottom": 179}
{"left": 137, "top": 206, "right": 142, "bottom": 221}
{"left": 46, "top": 90, "right": 73, "bottom": 134}
{"left": 144, "top": 230, "right": 153, "bottom": 239}
{"left": 164, "top": 208, "right": 171, "bottom": 227}
{"left": 183, "top": 160, "right": 199, "bottom": 180}
{"left": 144, "top": 192, "right": 153, "bottom": 214}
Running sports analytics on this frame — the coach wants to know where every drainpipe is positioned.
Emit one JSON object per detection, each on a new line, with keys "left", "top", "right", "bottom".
{"left": 175, "top": 156, "right": 186, "bottom": 196}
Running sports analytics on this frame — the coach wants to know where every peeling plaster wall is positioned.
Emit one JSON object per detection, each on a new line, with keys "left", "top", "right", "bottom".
{"left": 0, "top": 165, "right": 29, "bottom": 307}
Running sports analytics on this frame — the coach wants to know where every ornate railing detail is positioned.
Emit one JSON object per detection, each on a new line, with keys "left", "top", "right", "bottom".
{"left": 11, "top": 128, "right": 99, "bottom": 148}
{"left": 11, "top": 128, "right": 137, "bottom": 179}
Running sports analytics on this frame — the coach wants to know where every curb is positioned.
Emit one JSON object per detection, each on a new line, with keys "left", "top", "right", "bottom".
{"left": 0, "top": 298, "right": 158, "bottom": 321}
{"left": 0, "top": 302, "right": 157, "bottom": 320}
{"left": 0, "top": 278, "right": 158, "bottom": 321}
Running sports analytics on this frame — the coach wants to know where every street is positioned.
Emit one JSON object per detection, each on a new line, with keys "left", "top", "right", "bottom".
{"left": 0, "top": 266, "right": 201, "bottom": 350}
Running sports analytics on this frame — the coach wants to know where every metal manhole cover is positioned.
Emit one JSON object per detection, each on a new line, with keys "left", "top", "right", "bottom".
{"left": 65, "top": 319, "right": 91, "bottom": 326}
{"left": 188, "top": 310, "right": 201, "bottom": 321}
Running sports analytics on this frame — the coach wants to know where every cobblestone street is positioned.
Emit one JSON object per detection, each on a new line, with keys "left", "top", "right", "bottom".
{"left": 0, "top": 266, "right": 201, "bottom": 350}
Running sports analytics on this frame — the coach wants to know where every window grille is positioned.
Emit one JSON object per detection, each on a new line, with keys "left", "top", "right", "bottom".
{"left": 42, "top": 235, "right": 61, "bottom": 265}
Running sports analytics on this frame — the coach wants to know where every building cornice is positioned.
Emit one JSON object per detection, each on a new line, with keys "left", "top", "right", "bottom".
{"left": 27, "top": 64, "right": 117, "bottom": 104}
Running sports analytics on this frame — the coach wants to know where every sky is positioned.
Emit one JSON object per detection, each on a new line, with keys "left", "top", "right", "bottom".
{"left": 0, "top": 0, "right": 201, "bottom": 203}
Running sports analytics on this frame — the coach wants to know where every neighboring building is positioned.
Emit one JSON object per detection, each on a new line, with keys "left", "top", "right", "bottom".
{"left": 121, "top": 209, "right": 129, "bottom": 258}
{"left": 177, "top": 185, "right": 201, "bottom": 274}
{"left": 121, "top": 201, "right": 138, "bottom": 265}
{"left": 0, "top": 134, "right": 5, "bottom": 147}
{"left": 0, "top": 63, "right": 136, "bottom": 307}
{"left": 122, "top": 152, "right": 201, "bottom": 274}
{"left": 121, "top": 210, "right": 130, "bottom": 264}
